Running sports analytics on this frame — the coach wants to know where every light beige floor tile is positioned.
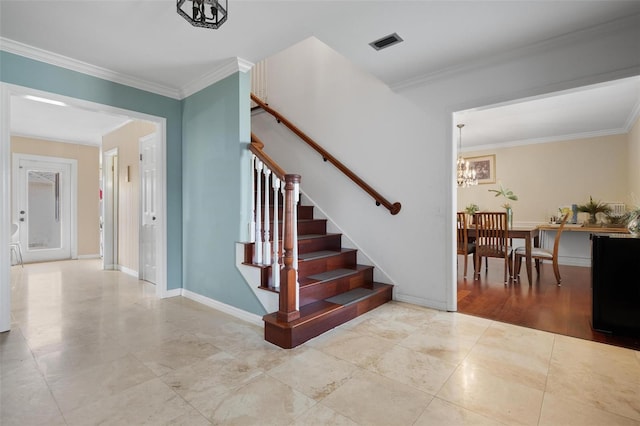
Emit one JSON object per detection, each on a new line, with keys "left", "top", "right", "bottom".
{"left": 64, "top": 377, "right": 195, "bottom": 425}
{"left": 552, "top": 334, "right": 640, "bottom": 385}
{"left": 291, "top": 403, "right": 359, "bottom": 425}
{"left": 546, "top": 357, "right": 640, "bottom": 421}
{"left": 414, "top": 397, "right": 505, "bottom": 426}
{"left": 398, "top": 328, "right": 479, "bottom": 364}
{"left": 132, "top": 331, "right": 223, "bottom": 376}
{"left": 348, "top": 301, "right": 439, "bottom": 328}
{"left": 267, "top": 347, "right": 358, "bottom": 400}
{"left": 346, "top": 315, "right": 420, "bottom": 343}
{"left": 539, "top": 392, "right": 640, "bottom": 426}
{"left": 48, "top": 353, "right": 157, "bottom": 414}
{"left": 368, "top": 344, "right": 458, "bottom": 395}
{"left": 34, "top": 335, "right": 131, "bottom": 381}
{"left": 160, "top": 351, "right": 263, "bottom": 419}
{"left": 437, "top": 362, "right": 544, "bottom": 426}
{"left": 462, "top": 323, "right": 554, "bottom": 391}
{"left": 208, "top": 374, "right": 316, "bottom": 425}
{"left": 307, "top": 328, "right": 394, "bottom": 369}
{"left": 0, "top": 365, "right": 66, "bottom": 426}
{"left": 321, "top": 368, "right": 432, "bottom": 426}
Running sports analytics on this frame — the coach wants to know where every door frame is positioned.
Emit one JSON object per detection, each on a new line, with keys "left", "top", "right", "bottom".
{"left": 0, "top": 83, "right": 169, "bottom": 333}
{"left": 12, "top": 153, "right": 78, "bottom": 262}
{"left": 102, "top": 148, "right": 119, "bottom": 270}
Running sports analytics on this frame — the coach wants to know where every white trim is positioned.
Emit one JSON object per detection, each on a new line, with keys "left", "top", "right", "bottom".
{"left": 117, "top": 265, "right": 138, "bottom": 278}
{"left": 235, "top": 242, "right": 278, "bottom": 313}
{"left": 180, "top": 57, "right": 255, "bottom": 98}
{"left": 395, "top": 292, "right": 449, "bottom": 311}
{"left": 624, "top": 98, "right": 640, "bottom": 132}
{"left": 464, "top": 128, "right": 630, "bottom": 153}
{"left": 163, "top": 288, "right": 182, "bottom": 298}
{"left": 12, "top": 153, "right": 78, "bottom": 262}
{"left": 182, "top": 289, "right": 263, "bottom": 327}
{"left": 11, "top": 132, "right": 101, "bottom": 148}
{"left": 102, "top": 148, "right": 118, "bottom": 271}
{"left": 0, "top": 84, "right": 11, "bottom": 332}
{"left": 391, "top": 14, "right": 640, "bottom": 91}
{"left": 77, "top": 254, "right": 100, "bottom": 259}
{"left": 0, "top": 38, "right": 181, "bottom": 100}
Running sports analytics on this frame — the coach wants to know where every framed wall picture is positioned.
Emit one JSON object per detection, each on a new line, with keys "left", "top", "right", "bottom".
{"left": 467, "top": 155, "right": 496, "bottom": 184}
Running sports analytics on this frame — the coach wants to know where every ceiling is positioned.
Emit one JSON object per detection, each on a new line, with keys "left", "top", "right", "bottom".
{"left": 1, "top": 1, "right": 640, "bottom": 146}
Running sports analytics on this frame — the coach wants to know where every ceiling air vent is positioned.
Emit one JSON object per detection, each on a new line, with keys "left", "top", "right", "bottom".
{"left": 369, "top": 33, "right": 404, "bottom": 51}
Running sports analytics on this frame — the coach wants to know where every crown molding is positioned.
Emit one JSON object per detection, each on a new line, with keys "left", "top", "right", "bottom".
{"left": 391, "top": 13, "right": 640, "bottom": 92}
{"left": 180, "top": 57, "right": 254, "bottom": 98}
{"left": 0, "top": 37, "right": 182, "bottom": 100}
{"left": 624, "top": 98, "right": 640, "bottom": 132}
{"left": 465, "top": 128, "right": 629, "bottom": 153}
{"left": 1, "top": 38, "right": 254, "bottom": 100}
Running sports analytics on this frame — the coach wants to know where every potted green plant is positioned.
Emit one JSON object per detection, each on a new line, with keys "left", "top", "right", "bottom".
{"left": 464, "top": 203, "right": 479, "bottom": 224}
{"left": 488, "top": 184, "right": 518, "bottom": 228}
{"left": 576, "top": 196, "right": 610, "bottom": 225}
{"left": 464, "top": 203, "right": 479, "bottom": 215}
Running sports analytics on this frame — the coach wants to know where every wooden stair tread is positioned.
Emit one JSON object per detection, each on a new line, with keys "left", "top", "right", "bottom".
{"left": 264, "top": 283, "right": 392, "bottom": 327}
{"left": 298, "top": 249, "right": 354, "bottom": 261}
{"left": 298, "top": 264, "right": 372, "bottom": 287}
{"left": 298, "top": 233, "right": 339, "bottom": 240}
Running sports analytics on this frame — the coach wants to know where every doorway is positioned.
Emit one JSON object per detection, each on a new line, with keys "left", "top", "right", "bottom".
{"left": 1, "top": 84, "right": 169, "bottom": 333}
{"left": 12, "top": 154, "right": 77, "bottom": 263}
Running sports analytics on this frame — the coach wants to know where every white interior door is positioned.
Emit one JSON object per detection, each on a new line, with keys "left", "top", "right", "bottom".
{"left": 14, "top": 155, "right": 75, "bottom": 263}
{"left": 140, "top": 133, "right": 158, "bottom": 284}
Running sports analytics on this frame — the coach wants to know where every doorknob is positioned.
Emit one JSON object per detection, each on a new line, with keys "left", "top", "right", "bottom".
{"left": 152, "top": 216, "right": 156, "bottom": 221}
{"left": 20, "top": 210, "right": 25, "bottom": 215}
{"left": 19, "top": 218, "right": 24, "bottom": 222}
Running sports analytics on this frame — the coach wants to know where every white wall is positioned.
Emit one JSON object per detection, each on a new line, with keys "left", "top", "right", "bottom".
{"left": 254, "top": 15, "right": 640, "bottom": 312}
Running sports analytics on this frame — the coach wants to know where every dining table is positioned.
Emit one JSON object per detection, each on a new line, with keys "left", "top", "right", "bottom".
{"left": 467, "top": 225, "right": 540, "bottom": 284}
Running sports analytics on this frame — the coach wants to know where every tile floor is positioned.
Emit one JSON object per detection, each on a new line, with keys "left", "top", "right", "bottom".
{"left": 2, "top": 260, "right": 640, "bottom": 425}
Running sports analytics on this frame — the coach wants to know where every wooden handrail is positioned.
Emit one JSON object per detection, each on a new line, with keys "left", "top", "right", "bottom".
{"left": 251, "top": 93, "right": 401, "bottom": 215}
{"left": 250, "top": 133, "right": 286, "bottom": 180}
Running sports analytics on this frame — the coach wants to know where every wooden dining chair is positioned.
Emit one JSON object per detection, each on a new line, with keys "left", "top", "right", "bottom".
{"left": 457, "top": 212, "right": 475, "bottom": 278}
{"left": 474, "top": 212, "right": 512, "bottom": 284}
{"left": 514, "top": 213, "right": 569, "bottom": 286}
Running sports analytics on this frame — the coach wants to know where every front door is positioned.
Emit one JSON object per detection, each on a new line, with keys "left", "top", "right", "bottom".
{"left": 13, "top": 155, "right": 75, "bottom": 263}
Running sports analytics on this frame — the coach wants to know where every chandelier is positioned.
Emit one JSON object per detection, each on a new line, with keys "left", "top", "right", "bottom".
{"left": 456, "top": 124, "right": 478, "bottom": 187}
{"left": 177, "top": 0, "right": 228, "bottom": 29}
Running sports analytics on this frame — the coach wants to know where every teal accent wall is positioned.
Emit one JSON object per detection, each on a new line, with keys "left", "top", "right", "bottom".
{"left": 182, "top": 72, "right": 265, "bottom": 315}
{"left": 0, "top": 51, "right": 183, "bottom": 290}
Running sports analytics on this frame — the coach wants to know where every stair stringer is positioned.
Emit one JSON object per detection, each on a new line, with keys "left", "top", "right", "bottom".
{"left": 299, "top": 190, "right": 396, "bottom": 287}
{"left": 235, "top": 243, "right": 279, "bottom": 313}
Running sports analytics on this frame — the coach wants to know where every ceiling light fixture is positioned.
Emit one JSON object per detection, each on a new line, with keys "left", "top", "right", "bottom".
{"left": 456, "top": 124, "right": 478, "bottom": 188}
{"left": 177, "top": 0, "right": 227, "bottom": 29}
{"left": 24, "top": 95, "right": 67, "bottom": 107}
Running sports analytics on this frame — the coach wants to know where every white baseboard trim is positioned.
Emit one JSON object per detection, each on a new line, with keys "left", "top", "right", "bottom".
{"left": 394, "top": 293, "right": 448, "bottom": 311}
{"left": 117, "top": 265, "right": 138, "bottom": 278}
{"left": 77, "top": 254, "right": 101, "bottom": 259}
{"left": 162, "top": 288, "right": 182, "bottom": 298}
{"left": 181, "top": 289, "right": 263, "bottom": 327}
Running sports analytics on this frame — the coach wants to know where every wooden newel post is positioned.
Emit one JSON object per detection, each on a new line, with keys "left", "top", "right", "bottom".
{"left": 278, "top": 174, "right": 301, "bottom": 323}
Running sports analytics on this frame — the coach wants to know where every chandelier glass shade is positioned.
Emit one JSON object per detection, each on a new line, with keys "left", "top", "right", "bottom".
{"left": 177, "top": 0, "right": 228, "bottom": 29}
{"left": 456, "top": 124, "right": 478, "bottom": 187}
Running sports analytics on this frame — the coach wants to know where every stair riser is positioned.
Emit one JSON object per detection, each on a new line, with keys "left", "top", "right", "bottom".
{"left": 297, "top": 251, "right": 357, "bottom": 277}
{"left": 264, "top": 284, "right": 393, "bottom": 349}
{"left": 299, "top": 268, "right": 374, "bottom": 306}
{"left": 298, "top": 234, "right": 342, "bottom": 254}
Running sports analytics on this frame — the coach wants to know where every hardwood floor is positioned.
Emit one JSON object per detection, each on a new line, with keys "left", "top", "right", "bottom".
{"left": 457, "top": 257, "right": 640, "bottom": 351}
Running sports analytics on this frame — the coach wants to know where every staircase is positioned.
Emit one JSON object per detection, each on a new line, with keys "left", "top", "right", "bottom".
{"left": 243, "top": 184, "right": 393, "bottom": 349}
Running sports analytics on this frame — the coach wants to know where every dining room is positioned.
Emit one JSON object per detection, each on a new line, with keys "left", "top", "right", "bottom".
{"left": 454, "top": 75, "right": 640, "bottom": 351}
